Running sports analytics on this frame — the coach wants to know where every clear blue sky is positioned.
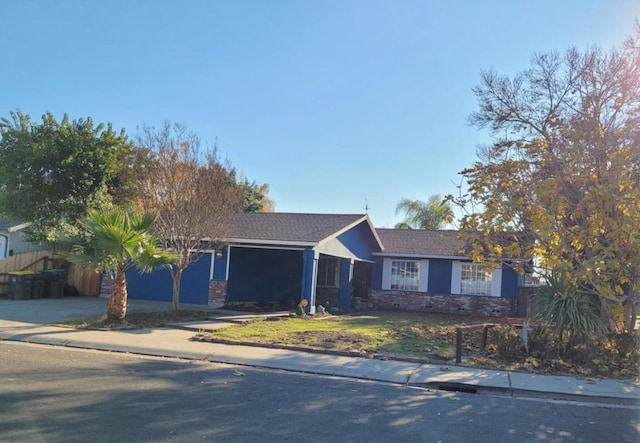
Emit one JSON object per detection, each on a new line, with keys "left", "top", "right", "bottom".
{"left": 2, "top": 1, "right": 638, "bottom": 227}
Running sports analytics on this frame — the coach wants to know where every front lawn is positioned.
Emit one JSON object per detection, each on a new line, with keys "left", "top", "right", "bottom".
{"left": 204, "top": 312, "right": 640, "bottom": 378}
{"left": 205, "top": 312, "right": 492, "bottom": 362}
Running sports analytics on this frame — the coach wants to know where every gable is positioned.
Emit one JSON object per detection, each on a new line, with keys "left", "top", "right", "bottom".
{"left": 316, "top": 219, "right": 383, "bottom": 261}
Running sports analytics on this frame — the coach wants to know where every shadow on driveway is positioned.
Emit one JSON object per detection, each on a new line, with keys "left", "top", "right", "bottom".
{"left": 0, "top": 297, "right": 191, "bottom": 324}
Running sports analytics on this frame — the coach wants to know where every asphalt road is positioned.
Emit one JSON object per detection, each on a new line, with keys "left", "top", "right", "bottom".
{"left": 0, "top": 342, "right": 637, "bottom": 443}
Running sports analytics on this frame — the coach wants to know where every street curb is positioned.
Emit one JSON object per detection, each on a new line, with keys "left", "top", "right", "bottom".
{"left": 508, "top": 388, "right": 640, "bottom": 407}
{"left": 5, "top": 334, "right": 638, "bottom": 407}
{"left": 188, "top": 336, "right": 640, "bottom": 407}
{"left": 2, "top": 333, "right": 639, "bottom": 408}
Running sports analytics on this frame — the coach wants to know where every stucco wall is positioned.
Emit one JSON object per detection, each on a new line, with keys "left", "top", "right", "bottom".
{"left": 369, "top": 289, "right": 513, "bottom": 317}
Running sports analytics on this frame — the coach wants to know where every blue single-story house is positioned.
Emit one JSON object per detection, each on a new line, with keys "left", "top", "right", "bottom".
{"left": 127, "top": 213, "right": 383, "bottom": 313}
{"left": 126, "top": 212, "right": 525, "bottom": 316}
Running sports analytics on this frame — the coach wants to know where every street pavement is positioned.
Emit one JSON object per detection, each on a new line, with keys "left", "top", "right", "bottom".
{"left": 0, "top": 296, "right": 638, "bottom": 406}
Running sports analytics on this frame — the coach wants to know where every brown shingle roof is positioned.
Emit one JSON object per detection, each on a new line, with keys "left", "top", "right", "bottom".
{"left": 230, "top": 213, "right": 369, "bottom": 244}
{"left": 374, "top": 228, "right": 469, "bottom": 257}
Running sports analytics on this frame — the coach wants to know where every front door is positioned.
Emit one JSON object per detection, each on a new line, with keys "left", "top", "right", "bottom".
{"left": 352, "top": 262, "right": 372, "bottom": 299}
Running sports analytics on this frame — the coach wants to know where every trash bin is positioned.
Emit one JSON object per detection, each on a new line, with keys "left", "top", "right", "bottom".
{"left": 31, "top": 274, "right": 45, "bottom": 299}
{"left": 41, "top": 269, "right": 67, "bottom": 298}
{"left": 8, "top": 271, "right": 35, "bottom": 300}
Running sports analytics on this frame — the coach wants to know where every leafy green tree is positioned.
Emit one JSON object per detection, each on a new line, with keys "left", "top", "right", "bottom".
{"left": 70, "top": 210, "right": 176, "bottom": 321}
{"left": 238, "top": 179, "right": 274, "bottom": 213}
{"left": 453, "top": 30, "right": 640, "bottom": 331}
{"left": 394, "top": 194, "right": 454, "bottom": 229}
{"left": 0, "top": 111, "right": 135, "bottom": 244}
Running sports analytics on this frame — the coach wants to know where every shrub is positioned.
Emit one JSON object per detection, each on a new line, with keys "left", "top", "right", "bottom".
{"left": 534, "top": 273, "right": 606, "bottom": 346}
{"left": 490, "top": 326, "right": 522, "bottom": 359}
{"left": 611, "top": 331, "right": 640, "bottom": 359}
{"left": 527, "top": 324, "right": 552, "bottom": 355}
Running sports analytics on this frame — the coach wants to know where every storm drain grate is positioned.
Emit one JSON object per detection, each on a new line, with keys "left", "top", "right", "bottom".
{"left": 433, "top": 383, "right": 479, "bottom": 394}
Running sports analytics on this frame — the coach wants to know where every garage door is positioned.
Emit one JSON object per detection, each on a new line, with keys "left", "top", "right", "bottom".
{"left": 126, "top": 253, "right": 212, "bottom": 305}
{"left": 226, "top": 247, "right": 302, "bottom": 304}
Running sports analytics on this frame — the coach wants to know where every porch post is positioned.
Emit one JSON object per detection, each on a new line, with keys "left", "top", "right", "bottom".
{"left": 301, "top": 248, "right": 318, "bottom": 314}
{"left": 338, "top": 258, "right": 354, "bottom": 312}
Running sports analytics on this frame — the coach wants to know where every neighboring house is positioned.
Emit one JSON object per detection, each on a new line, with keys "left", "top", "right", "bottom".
{"left": 126, "top": 213, "right": 524, "bottom": 317}
{"left": 127, "top": 213, "right": 383, "bottom": 313}
{"left": 371, "top": 229, "right": 521, "bottom": 316}
{"left": 0, "top": 218, "right": 50, "bottom": 259}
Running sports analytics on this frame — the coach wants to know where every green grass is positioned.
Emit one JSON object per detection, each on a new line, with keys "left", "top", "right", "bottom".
{"left": 208, "top": 312, "right": 482, "bottom": 360}
{"left": 58, "top": 310, "right": 211, "bottom": 330}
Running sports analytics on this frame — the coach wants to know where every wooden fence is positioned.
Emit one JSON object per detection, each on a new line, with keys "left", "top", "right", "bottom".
{"left": 0, "top": 251, "right": 101, "bottom": 296}
{"left": 0, "top": 251, "right": 52, "bottom": 294}
{"left": 67, "top": 264, "right": 101, "bottom": 296}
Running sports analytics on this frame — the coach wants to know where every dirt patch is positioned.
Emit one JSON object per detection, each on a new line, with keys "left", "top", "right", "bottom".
{"left": 56, "top": 310, "right": 212, "bottom": 330}
{"left": 298, "top": 330, "right": 371, "bottom": 346}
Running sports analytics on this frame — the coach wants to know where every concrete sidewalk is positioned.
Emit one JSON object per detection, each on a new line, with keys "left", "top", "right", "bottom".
{"left": 1, "top": 317, "right": 638, "bottom": 406}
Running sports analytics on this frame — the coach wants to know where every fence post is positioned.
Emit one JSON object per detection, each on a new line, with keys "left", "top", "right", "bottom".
{"left": 455, "top": 328, "right": 463, "bottom": 364}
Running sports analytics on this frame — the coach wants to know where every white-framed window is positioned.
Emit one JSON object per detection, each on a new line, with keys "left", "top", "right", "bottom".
{"left": 460, "top": 263, "right": 492, "bottom": 296}
{"left": 391, "top": 260, "right": 420, "bottom": 291}
{"left": 317, "top": 256, "right": 340, "bottom": 287}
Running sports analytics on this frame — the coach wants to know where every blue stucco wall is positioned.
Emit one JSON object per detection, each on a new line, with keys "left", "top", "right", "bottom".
{"left": 370, "top": 256, "right": 519, "bottom": 301}
{"left": 371, "top": 257, "right": 383, "bottom": 290}
{"left": 500, "top": 266, "right": 519, "bottom": 299}
{"left": 428, "top": 259, "right": 452, "bottom": 294}
{"left": 212, "top": 248, "right": 228, "bottom": 281}
{"left": 315, "top": 221, "right": 381, "bottom": 261}
{"left": 335, "top": 222, "right": 380, "bottom": 260}
{"left": 127, "top": 253, "right": 212, "bottom": 305}
{"left": 371, "top": 256, "right": 453, "bottom": 293}
{"left": 226, "top": 247, "right": 302, "bottom": 304}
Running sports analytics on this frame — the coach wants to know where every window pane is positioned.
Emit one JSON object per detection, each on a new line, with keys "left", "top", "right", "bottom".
{"left": 390, "top": 260, "right": 419, "bottom": 291}
{"left": 460, "top": 263, "right": 492, "bottom": 296}
{"left": 318, "top": 257, "right": 339, "bottom": 287}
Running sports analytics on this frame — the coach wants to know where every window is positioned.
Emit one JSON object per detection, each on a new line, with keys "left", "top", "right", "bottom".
{"left": 317, "top": 257, "right": 340, "bottom": 287}
{"left": 391, "top": 260, "right": 419, "bottom": 291}
{"left": 460, "top": 263, "right": 492, "bottom": 296}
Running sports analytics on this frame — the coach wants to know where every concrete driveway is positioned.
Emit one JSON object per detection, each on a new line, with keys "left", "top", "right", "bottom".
{"left": 0, "top": 296, "right": 196, "bottom": 324}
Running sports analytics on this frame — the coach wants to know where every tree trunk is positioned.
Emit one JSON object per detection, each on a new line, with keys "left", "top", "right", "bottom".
{"left": 622, "top": 286, "right": 638, "bottom": 332}
{"left": 106, "top": 271, "right": 128, "bottom": 321}
{"left": 172, "top": 268, "right": 183, "bottom": 312}
{"left": 599, "top": 297, "right": 617, "bottom": 333}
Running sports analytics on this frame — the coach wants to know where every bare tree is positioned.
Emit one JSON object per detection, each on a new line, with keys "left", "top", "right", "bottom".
{"left": 136, "top": 122, "right": 244, "bottom": 310}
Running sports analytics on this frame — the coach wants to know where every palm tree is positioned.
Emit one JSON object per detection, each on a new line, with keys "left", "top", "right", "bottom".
{"left": 70, "top": 209, "right": 177, "bottom": 321}
{"left": 394, "top": 194, "right": 454, "bottom": 229}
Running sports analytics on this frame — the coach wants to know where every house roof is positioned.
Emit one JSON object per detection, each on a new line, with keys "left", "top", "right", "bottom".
{"left": 0, "top": 217, "right": 30, "bottom": 232}
{"left": 374, "top": 228, "right": 469, "bottom": 258}
{"left": 229, "top": 212, "right": 377, "bottom": 246}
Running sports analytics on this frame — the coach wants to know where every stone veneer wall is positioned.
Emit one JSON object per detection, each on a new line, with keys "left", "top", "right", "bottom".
{"left": 369, "top": 289, "right": 513, "bottom": 317}
{"left": 209, "top": 280, "right": 228, "bottom": 304}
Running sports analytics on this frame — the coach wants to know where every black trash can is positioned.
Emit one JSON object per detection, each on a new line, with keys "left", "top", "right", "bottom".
{"left": 8, "top": 272, "right": 35, "bottom": 300}
{"left": 41, "top": 269, "right": 67, "bottom": 298}
{"left": 31, "top": 274, "right": 45, "bottom": 299}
